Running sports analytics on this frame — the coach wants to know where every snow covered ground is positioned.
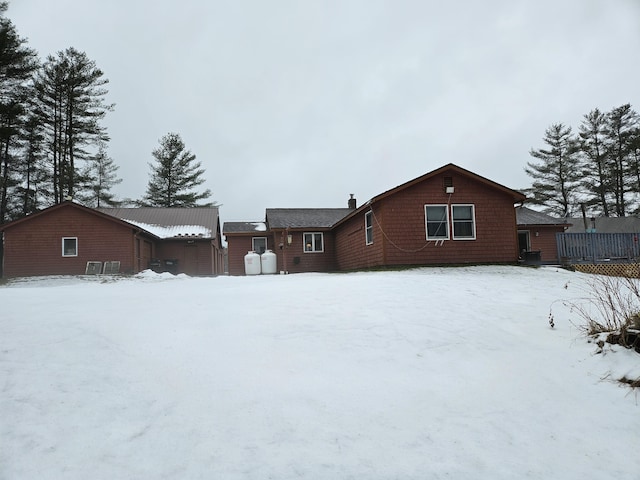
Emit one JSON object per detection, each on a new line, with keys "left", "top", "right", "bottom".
{"left": 1, "top": 266, "right": 639, "bottom": 479}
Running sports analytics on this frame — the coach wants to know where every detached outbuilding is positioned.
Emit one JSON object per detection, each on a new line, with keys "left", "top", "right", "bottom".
{"left": 0, "top": 202, "right": 224, "bottom": 278}
{"left": 224, "top": 164, "right": 527, "bottom": 275}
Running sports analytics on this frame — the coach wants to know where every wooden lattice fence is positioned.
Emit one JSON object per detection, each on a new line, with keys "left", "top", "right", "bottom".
{"left": 572, "top": 263, "right": 640, "bottom": 278}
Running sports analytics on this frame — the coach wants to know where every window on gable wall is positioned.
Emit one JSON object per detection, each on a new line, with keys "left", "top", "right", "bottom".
{"left": 62, "top": 237, "right": 78, "bottom": 257}
{"left": 365, "top": 211, "right": 373, "bottom": 245}
{"left": 252, "top": 237, "right": 267, "bottom": 254}
{"left": 425, "top": 205, "right": 450, "bottom": 240}
{"left": 451, "top": 205, "right": 475, "bottom": 239}
{"left": 424, "top": 204, "right": 476, "bottom": 241}
{"left": 303, "top": 232, "right": 324, "bottom": 252}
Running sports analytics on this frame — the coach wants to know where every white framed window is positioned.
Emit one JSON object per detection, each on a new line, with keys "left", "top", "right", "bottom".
{"left": 303, "top": 232, "right": 324, "bottom": 252}
{"left": 451, "top": 205, "right": 476, "bottom": 239}
{"left": 62, "top": 237, "right": 78, "bottom": 257}
{"left": 425, "top": 205, "right": 450, "bottom": 240}
{"left": 252, "top": 237, "right": 267, "bottom": 254}
{"left": 365, "top": 211, "right": 373, "bottom": 245}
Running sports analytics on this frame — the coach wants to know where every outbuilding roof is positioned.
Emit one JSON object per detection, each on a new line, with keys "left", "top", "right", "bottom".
{"left": 99, "top": 207, "right": 220, "bottom": 239}
{"left": 0, "top": 201, "right": 160, "bottom": 239}
{"left": 222, "top": 222, "right": 268, "bottom": 234}
{"left": 265, "top": 208, "right": 353, "bottom": 229}
{"left": 516, "top": 206, "right": 570, "bottom": 226}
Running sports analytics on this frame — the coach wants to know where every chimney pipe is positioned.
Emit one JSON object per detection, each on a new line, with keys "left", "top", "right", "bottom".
{"left": 348, "top": 194, "right": 356, "bottom": 209}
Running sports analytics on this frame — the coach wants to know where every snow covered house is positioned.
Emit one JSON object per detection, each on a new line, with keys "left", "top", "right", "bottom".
{"left": 224, "top": 164, "right": 527, "bottom": 275}
{"left": 0, "top": 202, "right": 224, "bottom": 278}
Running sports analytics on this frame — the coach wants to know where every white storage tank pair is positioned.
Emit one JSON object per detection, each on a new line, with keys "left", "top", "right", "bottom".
{"left": 244, "top": 250, "right": 277, "bottom": 275}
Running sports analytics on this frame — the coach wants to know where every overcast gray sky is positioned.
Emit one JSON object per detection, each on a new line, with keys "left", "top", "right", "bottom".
{"left": 9, "top": 0, "right": 640, "bottom": 222}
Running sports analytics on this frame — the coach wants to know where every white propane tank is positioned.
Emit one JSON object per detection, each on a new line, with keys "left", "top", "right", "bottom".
{"left": 244, "top": 251, "right": 261, "bottom": 275}
{"left": 260, "top": 249, "right": 277, "bottom": 274}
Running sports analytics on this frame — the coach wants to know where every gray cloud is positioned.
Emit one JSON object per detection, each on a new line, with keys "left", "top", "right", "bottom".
{"left": 10, "top": 0, "right": 640, "bottom": 221}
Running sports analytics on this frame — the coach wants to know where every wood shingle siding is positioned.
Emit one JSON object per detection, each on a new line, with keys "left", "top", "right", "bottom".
{"left": 1, "top": 203, "right": 146, "bottom": 277}
{"left": 224, "top": 164, "right": 528, "bottom": 275}
{"left": 1, "top": 202, "right": 225, "bottom": 278}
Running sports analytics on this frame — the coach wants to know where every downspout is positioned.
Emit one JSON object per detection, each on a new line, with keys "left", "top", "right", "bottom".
{"left": 132, "top": 229, "right": 139, "bottom": 273}
{"left": 211, "top": 240, "right": 218, "bottom": 275}
{"left": 281, "top": 229, "right": 288, "bottom": 274}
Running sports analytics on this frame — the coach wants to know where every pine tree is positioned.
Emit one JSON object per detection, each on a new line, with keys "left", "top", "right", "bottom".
{"left": 629, "top": 128, "right": 640, "bottom": 213}
{"left": 525, "top": 123, "right": 580, "bottom": 217}
{"left": 0, "top": 2, "right": 39, "bottom": 222}
{"left": 81, "top": 145, "right": 122, "bottom": 207}
{"left": 15, "top": 110, "right": 48, "bottom": 215}
{"left": 33, "top": 47, "right": 113, "bottom": 204}
{"left": 578, "top": 108, "right": 612, "bottom": 216}
{"left": 605, "top": 104, "right": 639, "bottom": 216}
{"left": 141, "top": 132, "right": 213, "bottom": 207}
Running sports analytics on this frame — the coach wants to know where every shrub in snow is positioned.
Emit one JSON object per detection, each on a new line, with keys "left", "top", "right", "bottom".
{"left": 563, "top": 273, "right": 640, "bottom": 353}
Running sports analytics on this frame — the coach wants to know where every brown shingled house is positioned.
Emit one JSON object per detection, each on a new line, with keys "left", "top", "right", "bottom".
{"left": 0, "top": 202, "right": 224, "bottom": 278}
{"left": 224, "top": 164, "right": 527, "bottom": 275}
{"left": 224, "top": 208, "right": 353, "bottom": 275}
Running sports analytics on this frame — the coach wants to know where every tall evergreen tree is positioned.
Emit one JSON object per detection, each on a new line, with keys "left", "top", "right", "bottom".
{"left": 0, "top": 2, "right": 39, "bottom": 222}
{"left": 33, "top": 47, "right": 113, "bottom": 204}
{"left": 525, "top": 123, "right": 580, "bottom": 217}
{"left": 577, "top": 108, "right": 612, "bottom": 216}
{"left": 629, "top": 127, "right": 640, "bottom": 213}
{"left": 81, "top": 144, "right": 121, "bottom": 207}
{"left": 15, "top": 110, "right": 47, "bottom": 215}
{"left": 142, "top": 132, "right": 213, "bottom": 207}
{"left": 604, "top": 104, "right": 639, "bottom": 216}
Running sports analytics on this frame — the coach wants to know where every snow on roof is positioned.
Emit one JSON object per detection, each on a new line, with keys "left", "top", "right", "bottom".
{"left": 222, "top": 221, "right": 268, "bottom": 234}
{"left": 97, "top": 207, "right": 218, "bottom": 239}
{"left": 124, "top": 219, "right": 211, "bottom": 239}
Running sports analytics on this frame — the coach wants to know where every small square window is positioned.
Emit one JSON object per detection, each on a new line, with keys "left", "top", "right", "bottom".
{"left": 252, "top": 237, "right": 267, "bottom": 254}
{"left": 303, "top": 232, "right": 324, "bottom": 252}
{"left": 62, "top": 237, "right": 78, "bottom": 257}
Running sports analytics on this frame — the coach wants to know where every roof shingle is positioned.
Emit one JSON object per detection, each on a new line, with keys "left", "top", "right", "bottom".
{"left": 266, "top": 208, "right": 353, "bottom": 229}
{"left": 98, "top": 207, "right": 219, "bottom": 239}
{"left": 516, "top": 207, "right": 570, "bottom": 226}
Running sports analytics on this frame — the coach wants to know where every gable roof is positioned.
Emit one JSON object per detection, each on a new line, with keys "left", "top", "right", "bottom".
{"left": 99, "top": 207, "right": 220, "bottom": 239}
{"left": 0, "top": 201, "right": 158, "bottom": 238}
{"left": 516, "top": 206, "right": 570, "bottom": 227}
{"left": 335, "top": 163, "right": 527, "bottom": 228}
{"left": 371, "top": 163, "right": 526, "bottom": 204}
{"left": 266, "top": 208, "right": 353, "bottom": 229}
{"left": 564, "top": 216, "right": 640, "bottom": 234}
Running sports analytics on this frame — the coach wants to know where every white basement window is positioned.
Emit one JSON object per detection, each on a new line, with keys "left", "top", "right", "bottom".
{"left": 62, "top": 237, "right": 78, "bottom": 257}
